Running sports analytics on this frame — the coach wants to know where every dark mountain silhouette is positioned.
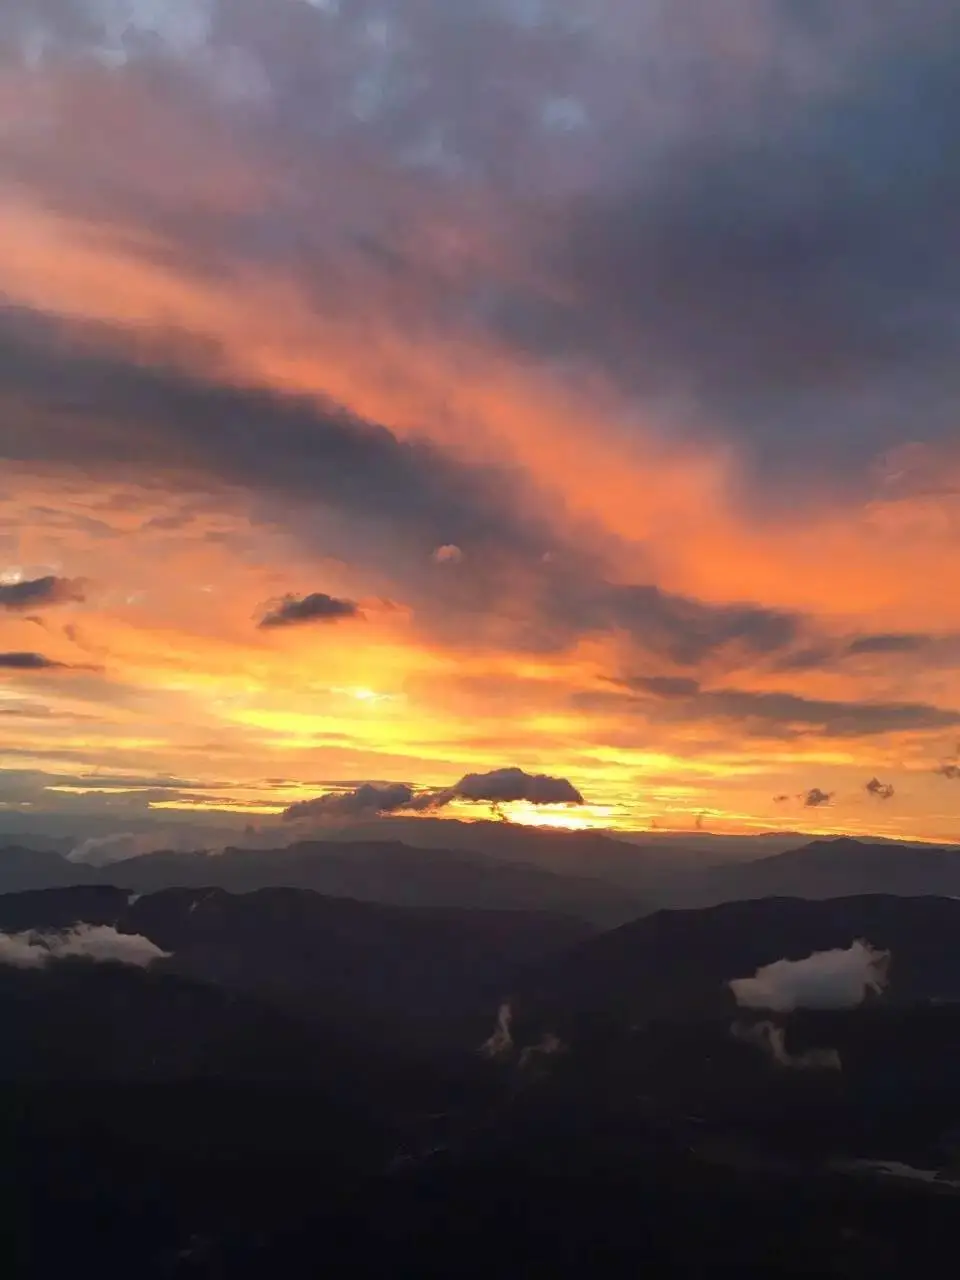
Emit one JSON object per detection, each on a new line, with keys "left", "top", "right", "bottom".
{"left": 5, "top": 888, "right": 960, "bottom": 1277}
{"left": 0, "top": 845, "right": 100, "bottom": 893}
{"left": 484, "top": 895, "right": 960, "bottom": 1200}
{"left": 665, "top": 838, "right": 960, "bottom": 907}
{"left": 0, "top": 958, "right": 346, "bottom": 1083}
{"left": 0, "top": 839, "right": 644, "bottom": 925}
{"left": 9, "top": 831, "right": 958, "bottom": 921}
{"left": 0, "top": 884, "right": 593, "bottom": 1031}
{"left": 278, "top": 824, "right": 960, "bottom": 903}
{"left": 333, "top": 818, "right": 719, "bottom": 894}
{"left": 520, "top": 894, "right": 960, "bottom": 1026}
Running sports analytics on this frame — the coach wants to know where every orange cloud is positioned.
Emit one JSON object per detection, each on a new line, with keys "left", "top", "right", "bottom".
{"left": 0, "top": 36, "right": 959, "bottom": 841}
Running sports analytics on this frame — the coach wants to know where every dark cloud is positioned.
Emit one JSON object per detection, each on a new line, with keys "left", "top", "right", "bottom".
{"left": 283, "top": 766, "right": 584, "bottom": 824}
{"left": 0, "top": 306, "right": 555, "bottom": 575}
{"left": 625, "top": 676, "right": 702, "bottom": 699}
{"left": 0, "top": 701, "right": 95, "bottom": 720}
{"left": 847, "top": 633, "right": 929, "bottom": 656}
{"left": 0, "top": 576, "right": 85, "bottom": 611}
{"left": 2, "top": 8, "right": 954, "bottom": 695}
{"left": 804, "top": 788, "right": 833, "bottom": 808}
{"left": 490, "top": 20, "right": 960, "bottom": 494}
{"left": 4, "top": 2, "right": 959, "bottom": 511}
{"left": 865, "top": 776, "right": 895, "bottom": 800}
{"left": 0, "top": 306, "right": 814, "bottom": 665}
{"left": 936, "top": 740, "right": 960, "bottom": 780}
{"left": 284, "top": 782, "right": 416, "bottom": 822}
{"left": 0, "top": 767, "right": 227, "bottom": 813}
{"left": 608, "top": 586, "right": 801, "bottom": 665}
{"left": 600, "top": 679, "right": 960, "bottom": 739}
{"left": 774, "top": 646, "right": 838, "bottom": 673}
{"left": 934, "top": 743, "right": 960, "bottom": 780}
{"left": 450, "top": 766, "right": 584, "bottom": 807}
{"left": 556, "top": 582, "right": 802, "bottom": 667}
{"left": 774, "top": 631, "right": 959, "bottom": 673}
{"left": 0, "top": 652, "right": 68, "bottom": 671}
{"left": 64, "top": 773, "right": 216, "bottom": 792}
{"left": 258, "top": 592, "right": 362, "bottom": 630}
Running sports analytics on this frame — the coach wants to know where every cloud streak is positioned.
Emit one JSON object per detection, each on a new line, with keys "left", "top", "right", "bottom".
{"left": 0, "top": 575, "right": 85, "bottom": 611}
{"left": 0, "top": 652, "right": 69, "bottom": 671}
{"left": 600, "top": 679, "right": 960, "bottom": 739}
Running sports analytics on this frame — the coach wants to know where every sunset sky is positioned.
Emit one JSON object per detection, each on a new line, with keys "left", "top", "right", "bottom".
{"left": 2, "top": 1, "right": 960, "bottom": 841}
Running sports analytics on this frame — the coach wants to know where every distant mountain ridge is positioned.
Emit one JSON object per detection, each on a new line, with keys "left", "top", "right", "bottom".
{"left": 4, "top": 833, "right": 960, "bottom": 923}
{"left": 519, "top": 893, "right": 960, "bottom": 1029}
{"left": 0, "top": 884, "right": 593, "bottom": 1029}
{"left": 665, "top": 838, "right": 960, "bottom": 907}
{"left": 0, "top": 838, "right": 646, "bottom": 926}
{"left": 267, "top": 826, "right": 960, "bottom": 904}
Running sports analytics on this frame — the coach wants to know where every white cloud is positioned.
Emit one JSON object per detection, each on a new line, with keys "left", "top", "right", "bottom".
{"left": 729, "top": 940, "right": 890, "bottom": 1013}
{"left": 0, "top": 923, "right": 170, "bottom": 968}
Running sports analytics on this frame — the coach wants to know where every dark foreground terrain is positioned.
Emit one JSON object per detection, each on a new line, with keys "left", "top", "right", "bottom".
{"left": 4, "top": 1077, "right": 959, "bottom": 1278}
{"left": 3, "top": 886, "right": 960, "bottom": 1276}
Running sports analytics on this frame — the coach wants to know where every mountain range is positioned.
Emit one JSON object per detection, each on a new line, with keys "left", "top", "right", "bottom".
{"left": 5, "top": 880, "right": 960, "bottom": 1276}
{"left": 662, "top": 837, "right": 960, "bottom": 907}
{"left": 0, "top": 884, "right": 590, "bottom": 1032}
{"left": 7, "top": 832, "right": 960, "bottom": 919}
{"left": 518, "top": 892, "right": 960, "bottom": 1026}
{"left": 0, "top": 838, "right": 646, "bottom": 926}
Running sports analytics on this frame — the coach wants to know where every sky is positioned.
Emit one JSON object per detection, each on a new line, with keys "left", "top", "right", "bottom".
{"left": 1, "top": 0, "right": 960, "bottom": 841}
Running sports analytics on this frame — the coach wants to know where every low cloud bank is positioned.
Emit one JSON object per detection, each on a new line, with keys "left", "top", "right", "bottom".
{"left": 0, "top": 924, "right": 171, "bottom": 969}
{"left": 729, "top": 940, "right": 890, "bottom": 1013}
